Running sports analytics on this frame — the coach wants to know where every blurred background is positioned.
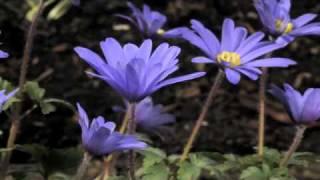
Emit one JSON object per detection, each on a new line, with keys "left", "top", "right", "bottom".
{"left": 0, "top": 0, "right": 320, "bottom": 175}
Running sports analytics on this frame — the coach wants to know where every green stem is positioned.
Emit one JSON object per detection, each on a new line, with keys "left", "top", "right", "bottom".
{"left": 73, "top": 152, "right": 92, "bottom": 180}
{"left": 179, "top": 70, "right": 224, "bottom": 163}
{"left": 0, "top": 0, "right": 45, "bottom": 177}
{"left": 127, "top": 103, "right": 136, "bottom": 180}
{"left": 279, "top": 125, "right": 307, "bottom": 167}
{"left": 258, "top": 67, "right": 268, "bottom": 158}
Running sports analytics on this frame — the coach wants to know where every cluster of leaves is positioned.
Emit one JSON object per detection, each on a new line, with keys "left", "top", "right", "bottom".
{"left": 134, "top": 147, "right": 317, "bottom": 180}
{"left": 0, "top": 77, "right": 74, "bottom": 116}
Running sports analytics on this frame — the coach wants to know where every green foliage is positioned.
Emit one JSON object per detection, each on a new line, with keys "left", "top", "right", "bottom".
{"left": 16, "top": 144, "right": 83, "bottom": 176}
{"left": 142, "top": 162, "right": 170, "bottom": 180}
{"left": 177, "top": 161, "right": 201, "bottom": 180}
{"left": 47, "top": 0, "right": 72, "bottom": 20}
{"left": 138, "top": 147, "right": 170, "bottom": 180}
{"left": 26, "top": 0, "right": 73, "bottom": 22}
{"left": 24, "top": 81, "right": 75, "bottom": 115}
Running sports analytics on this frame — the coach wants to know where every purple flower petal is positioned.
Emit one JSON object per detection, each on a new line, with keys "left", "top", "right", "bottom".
{"left": 225, "top": 68, "right": 241, "bottom": 85}
{"left": 0, "top": 50, "right": 8, "bottom": 59}
{"left": 244, "top": 58, "right": 296, "bottom": 67}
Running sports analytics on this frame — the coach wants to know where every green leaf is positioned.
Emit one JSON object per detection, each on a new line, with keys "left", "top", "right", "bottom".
{"left": 2, "top": 97, "right": 20, "bottom": 111}
{"left": 263, "top": 147, "right": 281, "bottom": 165}
{"left": 140, "top": 147, "right": 167, "bottom": 169}
{"left": 25, "top": 81, "right": 45, "bottom": 102}
{"left": 142, "top": 162, "right": 170, "bottom": 180}
{"left": 240, "top": 166, "right": 268, "bottom": 180}
{"left": 48, "top": 172, "right": 71, "bottom": 180}
{"left": 47, "top": 0, "right": 72, "bottom": 20}
{"left": 177, "top": 161, "right": 201, "bottom": 180}
{"left": 40, "top": 101, "right": 56, "bottom": 115}
{"left": 0, "top": 77, "right": 14, "bottom": 91}
{"left": 189, "top": 153, "right": 216, "bottom": 169}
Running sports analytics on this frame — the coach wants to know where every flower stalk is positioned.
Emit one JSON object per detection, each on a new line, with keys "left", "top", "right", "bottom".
{"left": 179, "top": 70, "right": 224, "bottom": 163}
{"left": 258, "top": 67, "right": 268, "bottom": 158}
{"left": 279, "top": 125, "right": 307, "bottom": 167}
{"left": 0, "top": 0, "right": 45, "bottom": 177}
{"left": 73, "top": 152, "right": 92, "bottom": 180}
{"left": 127, "top": 103, "right": 136, "bottom": 180}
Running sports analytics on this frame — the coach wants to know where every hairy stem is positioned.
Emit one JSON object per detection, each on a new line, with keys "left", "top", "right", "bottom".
{"left": 127, "top": 103, "right": 136, "bottom": 180}
{"left": 279, "top": 125, "right": 307, "bottom": 167}
{"left": 179, "top": 70, "right": 224, "bottom": 163}
{"left": 258, "top": 67, "right": 268, "bottom": 158}
{"left": 73, "top": 152, "right": 92, "bottom": 180}
{"left": 0, "top": 0, "right": 45, "bottom": 177}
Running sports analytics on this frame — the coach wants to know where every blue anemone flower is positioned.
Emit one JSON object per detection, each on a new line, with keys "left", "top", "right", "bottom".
{"left": 117, "top": 2, "right": 167, "bottom": 37}
{"left": 254, "top": 0, "right": 320, "bottom": 44}
{"left": 269, "top": 84, "right": 320, "bottom": 124}
{"left": 0, "top": 50, "right": 8, "bottom": 59}
{"left": 165, "top": 19, "right": 296, "bottom": 84}
{"left": 74, "top": 38, "right": 205, "bottom": 102}
{"left": 77, "top": 103, "right": 147, "bottom": 156}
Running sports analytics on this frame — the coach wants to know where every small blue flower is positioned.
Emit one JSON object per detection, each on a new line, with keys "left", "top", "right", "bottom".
{"left": 74, "top": 38, "right": 205, "bottom": 102}
{"left": 135, "top": 97, "right": 175, "bottom": 130}
{"left": 166, "top": 19, "right": 296, "bottom": 84}
{"left": 0, "top": 50, "right": 8, "bottom": 59}
{"left": 254, "top": 0, "right": 320, "bottom": 44}
{"left": 0, "top": 89, "right": 17, "bottom": 111}
{"left": 269, "top": 84, "right": 320, "bottom": 124}
{"left": 117, "top": 2, "right": 167, "bottom": 37}
{"left": 77, "top": 103, "right": 147, "bottom": 156}
{"left": 114, "top": 97, "right": 175, "bottom": 130}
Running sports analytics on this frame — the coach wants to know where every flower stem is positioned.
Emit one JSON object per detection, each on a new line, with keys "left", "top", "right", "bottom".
{"left": 179, "top": 70, "right": 224, "bottom": 163}
{"left": 120, "top": 104, "right": 132, "bottom": 134}
{"left": 258, "top": 67, "right": 268, "bottom": 158}
{"left": 73, "top": 152, "right": 92, "bottom": 180}
{"left": 102, "top": 106, "right": 132, "bottom": 178}
{"left": 279, "top": 125, "right": 307, "bottom": 167}
{"left": 127, "top": 103, "right": 136, "bottom": 180}
{"left": 0, "top": 0, "right": 45, "bottom": 177}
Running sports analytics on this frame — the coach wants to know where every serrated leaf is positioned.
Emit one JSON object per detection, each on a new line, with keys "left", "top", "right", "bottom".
{"left": 263, "top": 147, "right": 281, "bottom": 165}
{"left": 25, "top": 81, "right": 45, "bottom": 102}
{"left": 240, "top": 166, "right": 267, "bottom": 180}
{"left": 40, "top": 102, "right": 56, "bottom": 115}
{"left": 140, "top": 147, "right": 167, "bottom": 169}
{"left": 189, "top": 153, "right": 216, "bottom": 169}
{"left": 177, "top": 161, "right": 201, "bottom": 180}
{"left": 142, "top": 162, "right": 169, "bottom": 180}
{"left": 47, "top": 0, "right": 72, "bottom": 20}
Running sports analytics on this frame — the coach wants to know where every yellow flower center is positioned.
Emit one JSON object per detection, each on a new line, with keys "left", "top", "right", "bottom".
{"left": 275, "top": 20, "right": 293, "bottom": 34}
{"left": 157, "top": 28, "right": 165, "bottom": 35}
{"left": 217, "top": 51, "right": 241, "bottom": 67}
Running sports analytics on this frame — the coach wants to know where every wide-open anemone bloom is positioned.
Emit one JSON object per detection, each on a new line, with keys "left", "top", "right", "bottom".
{"left": 254, "top": 0, "right": 320, "bottom": 44}
{"left": 170, "top": 18, "right": 296, "bottom": 84}
{"left": 77, "top": 103, "right": 147, "bottom": 156}
{"left": 74, "top": 38, "right": 205, "bottom": 102}
{"left": 117, "top": 2, "right": 167, "bottom": 37}
{"left": 269, "top": 84, "right": 320, "bottom": 125}
{"left": 0, "top": 50, "right": 8, "bottom": 59}
{"left": 0, "top": 89, "right": 18, "bottom": 111}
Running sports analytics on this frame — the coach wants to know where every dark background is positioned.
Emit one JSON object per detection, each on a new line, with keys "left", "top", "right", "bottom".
{"left": 0, "top": 0, "right": 320, "bottom": 163}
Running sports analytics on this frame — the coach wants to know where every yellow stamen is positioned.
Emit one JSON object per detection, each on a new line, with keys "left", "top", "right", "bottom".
{"left": 275, "top": 19, "right": 294, "bottom": 34}
{"left": 217, "top": 51, "right": 241, "bottom": 67}
{"left": 157, "top": 28, "right": 165, "bottom": 35}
